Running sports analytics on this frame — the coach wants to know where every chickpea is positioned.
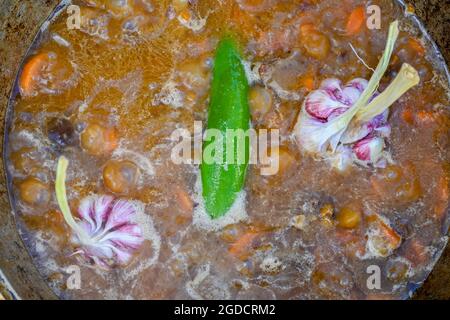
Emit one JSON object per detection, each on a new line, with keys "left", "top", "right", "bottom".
{"left": 396, "top": 179, "right": 422, "bottom": 203}
{"left": 23, "top": 210, "right": 66, "bottom": 237}
{"left": 263, "top": 146, "right": 295, "bottom": 176}
{"left": 382, "top": 165, "right": 403, "bottom": 183}
{"left": 103, "top": 160, "right": 140, "bottom": 194}
{"left": 301, "top": 30, "right": 330, "bottom": 60}
{"left": 81, "top": 123, "right": 118, "bottom": 156}
{"left": 249, "top": 85, "right": 273, "bottom": 120}
{"left": 10, "top": 147, "right": 36, "bottom": 174}
{"left": 372, "top": 164, "right": 422, "bottom": 204}
{"left": 279, "top": 147, "right": 297, "bottom": 175}
{"left": 366, "top": 216, "right": 401, "bottom": 257}
{"left": 19, "top": 177, "right": 50, "bottom": 206}
{"left": 336, "top": 206, "right": 362, "bottom": 229}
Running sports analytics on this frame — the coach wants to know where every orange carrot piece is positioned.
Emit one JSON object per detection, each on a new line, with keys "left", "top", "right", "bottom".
{"left": 19, "top": 53, "right": 48, "bottom": 97}
{"left": 416, "top": 110, "right": 436, "bottom": 124}
{"left": 408, "top": 38, "right": 425, "bottom": 56}
{"left": 346, "top": 6, "right": 365, "bottom": 36}
{"left": 301, "top": 74, "right": 315, "bottom": 91}
{"left": 379, "top": 220, "right": 401, "bottom": 248}
{"left": 175, "top": 186, "right": 194, "bottom": 213}
{"left": 438, "top": 176, "right": 450, "bottom": 203}
{"left": 434, "top": 176, "right": 449, "bottom": 220}
{"left": 228, "top": 231, "right": 260, "bottom": 260}
{"left": 179, "top": 8, "right": 192, "bottom": 21}
{"left": 401, "top": 108, "right": 415, "bottom": 125}
{"left": 367, "top": 214, "right": 402, "bottom": 252}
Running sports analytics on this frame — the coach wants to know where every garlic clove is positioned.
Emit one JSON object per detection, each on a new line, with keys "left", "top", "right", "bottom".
{"left": 352, "top": 135, "right": 385, "bottom": 164}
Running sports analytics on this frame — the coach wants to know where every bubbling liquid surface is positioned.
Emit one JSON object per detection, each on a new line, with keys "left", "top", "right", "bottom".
{"left": 5, "top": 0, "right": 450, "bottom": 299}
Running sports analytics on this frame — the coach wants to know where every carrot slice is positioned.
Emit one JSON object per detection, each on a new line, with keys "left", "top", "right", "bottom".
{"left": 228, "top": 231, "right": 260, "bottom": 260}
{"left": 379, "top": 220, "right": 401, "bottom": 248}
{"left": 416, "top": 110, "right": 436, "bottom": 124}
{"left": 408, "top": 37, "right": 425, "bottom": 56}
{"left": 434, "top": 176, "right": 449, "bottom": 220}
{"left": 179, "top": 8, "right": 192, "bottom": 21}
{"left": 300, "top": 74, "right": 316, "bottom": 91}
{"left": 401, "top": 108, "right": 415, "bottom": 125}
{"left": 19, "top": 52, "right": 48, "bottom": 97}
{"left": 175, "top": 186, "right": 194, "bottom": 213}
{"left": 346, "top": 6, "right": 365, "bottom": 36}
{"left": 367, "top": 214, "right": 401, "bottom": 245}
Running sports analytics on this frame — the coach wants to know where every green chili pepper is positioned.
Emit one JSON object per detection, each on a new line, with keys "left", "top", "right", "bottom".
{"left": 201, "top": 37, "right": 250, "bottom": 219}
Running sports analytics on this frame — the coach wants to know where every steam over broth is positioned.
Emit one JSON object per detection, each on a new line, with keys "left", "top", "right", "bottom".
{"left": 5, "top": 0, "right": 450, "bottom": 299}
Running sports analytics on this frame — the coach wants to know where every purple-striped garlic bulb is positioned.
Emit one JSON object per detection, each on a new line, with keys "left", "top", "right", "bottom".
{"left": 295, "top": 78, "right": 391, "bottom": 169}
{"left": 293, "top": 21, "right": 420, "bottom": 171}
{"left": 56, "top": 157, "right": 144, "bottom": 269}
{"left": 73, "top": 195, "right": 144, "bottom": 268}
